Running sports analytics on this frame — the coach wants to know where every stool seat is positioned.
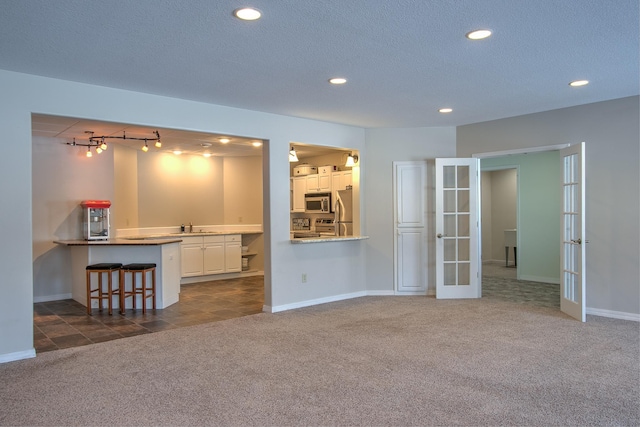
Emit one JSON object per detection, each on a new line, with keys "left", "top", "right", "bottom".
{"left": 86, "top": 263, "right": 123, "bottom": 315}
{"left": 86, "top": 263, "right": 122, "bottom": 270}
{"left": 121, "top": 263, "right": 156, "bottom": 270}
{"left": 121, "top": 263, "right": 157, "bottom": 314}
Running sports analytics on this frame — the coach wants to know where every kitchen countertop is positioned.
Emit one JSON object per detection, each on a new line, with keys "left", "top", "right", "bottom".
{"left": 54, "top": 238, "right": 182, "bottom": 246}
{"left": 119, "top": 230, "right": 262, "bottom": 240}
{"left": 290, "top": 235, "right": 369, "bottom": 244}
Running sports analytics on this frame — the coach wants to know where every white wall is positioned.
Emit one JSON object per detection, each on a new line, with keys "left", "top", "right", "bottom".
{"left": 0, "top": 69, "right": 365, "bottom": 361}
{"left": 486, "top": 169, "right": 517, "bottom": 262}
{"left": 136, "top": 151, "right": 225, "bottom": 227}
{"left": 364, "top": 127, "right": 456, "bottom": 293}
{"left": 32, "top": 135, "right": 115, "bottom": 301}
{"left": 113, "top": 145, "right": 139, "bottom": 229}
{"left": 223, "top": 156, "right": 263, "bottom": 225}
{"left": 458, "top": 96, "right": 640, "bottom": 316}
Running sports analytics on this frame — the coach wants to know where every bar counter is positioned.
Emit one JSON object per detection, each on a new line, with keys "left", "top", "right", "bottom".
{"left": 54, "top": 238, "right": 182, "bottom": 310}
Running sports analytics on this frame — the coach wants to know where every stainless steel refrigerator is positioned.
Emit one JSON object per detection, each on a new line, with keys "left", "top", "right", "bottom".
{"left": 334, "top": 189, "right": 353, "bottom": 236}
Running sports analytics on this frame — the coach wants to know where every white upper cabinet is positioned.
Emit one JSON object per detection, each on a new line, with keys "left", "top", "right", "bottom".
{"left": 291, "top": 176, "right": 307, "bottom": 212}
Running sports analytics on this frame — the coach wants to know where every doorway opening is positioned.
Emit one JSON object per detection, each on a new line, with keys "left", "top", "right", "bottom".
{"left": 478, "top": 149, "right": 563, "bottom": 309}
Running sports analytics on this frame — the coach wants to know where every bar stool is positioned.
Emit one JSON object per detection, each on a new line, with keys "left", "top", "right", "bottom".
{"left": 120, "top": 263, "right": 157, "bottom": 314}
{"left": 85, "top": 263, "right": 123, "bottom": 315}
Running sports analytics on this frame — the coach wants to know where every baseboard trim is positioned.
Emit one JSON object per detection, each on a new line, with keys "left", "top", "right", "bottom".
{"left": 587, "top": 307, "right": 640, "bottom": 322}
{"left": 0, "top": 348, "right": 36, "bottom": 364}
{"left": 367, "top": 290, "right": 395, "bottom": 296}
{"left": 33, "top": 293, "right": 72, "bottom": 303}
{"left": 181, "top": 270, "right": 264, "bottom": 285}
{"left": 518, "top": 275, "right": 560, "bottom": 285}
{"left": 265, "top": 291, "right": 367, "bottom": 313}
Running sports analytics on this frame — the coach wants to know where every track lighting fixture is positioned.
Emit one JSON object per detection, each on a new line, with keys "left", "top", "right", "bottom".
{"left": 66, "top": 130, "right": 161, "bottom": 157}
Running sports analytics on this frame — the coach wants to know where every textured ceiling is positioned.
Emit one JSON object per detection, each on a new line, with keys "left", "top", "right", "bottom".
{"left": 1, "top": 0, "right": 638, "bottom": 128}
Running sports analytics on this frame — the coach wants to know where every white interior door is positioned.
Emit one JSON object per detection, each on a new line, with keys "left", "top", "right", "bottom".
{"left": 393, "top": 161, "right": 427, "bottom": 294}
{"left": 560, "top": 143, "right": 586, "bottom": 321}
{"left": 435, "top": 158, "right": 481, "bottom": 299}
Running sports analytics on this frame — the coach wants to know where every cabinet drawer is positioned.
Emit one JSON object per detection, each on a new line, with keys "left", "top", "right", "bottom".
{"left": 224, "top": 234, "right": 241, "bottom": 242}
{"left": 203, "top": 235, "right": 224, "bottom": 243}
{"left": 180, "top": 236, "right": 203, "bottom": 245}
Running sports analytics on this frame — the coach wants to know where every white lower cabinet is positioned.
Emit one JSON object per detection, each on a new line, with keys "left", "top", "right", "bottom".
{"left": 203, "top": 236, "right": 225, "bottom": 275}
{"left": 224, "top": 235, "right": 242, "bottom": 273}
{"left": 180, "top": 235, "right": 241, "bottom": 277}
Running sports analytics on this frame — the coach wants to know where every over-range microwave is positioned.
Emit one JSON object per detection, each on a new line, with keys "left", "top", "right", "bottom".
{"left": 304, "top": 192, "right": 331, "bottom": 213}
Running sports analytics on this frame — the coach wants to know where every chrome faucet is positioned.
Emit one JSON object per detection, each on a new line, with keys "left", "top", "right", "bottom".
{"left": 189, "top": 222, "right": 193, "bottom": 233}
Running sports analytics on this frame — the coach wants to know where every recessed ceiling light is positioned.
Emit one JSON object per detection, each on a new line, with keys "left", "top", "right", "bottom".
{"left": 173, "top": 150, "right": 182, "bottom": 155}
{"left": 219, "top": 138, "right": 230, "bottom": 143}
{"left": 569, "top": 80, "right": 589, "bottom": 87}
{"left": 233, "top": 7, "right": 261, "bottom": 21}
{"left": 439, "top": 108, "right": 453, "bottom": 113}
{"left": 466, "top": 29, "right": 492, "bottom": 40}
{"left": 252, "top": 141, "right": 263, "bottom": 147}
{"left": 329, "top": 77, "right": 347, "bottom": 85}
{"left": 203, "top": 153, "right": 212, "bottom": 158}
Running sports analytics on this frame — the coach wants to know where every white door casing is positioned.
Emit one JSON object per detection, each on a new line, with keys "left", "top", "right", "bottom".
{"left": 393, "top": 161, "right": 427, "bottom": 294}
{"left": 435, "top": 158, "right": 481, "bottom": 299}
{"left": 560, "top": 142, "right": 586, "bottom": 321}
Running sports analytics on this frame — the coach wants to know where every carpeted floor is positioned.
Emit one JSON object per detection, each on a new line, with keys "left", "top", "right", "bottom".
{"left": 2, "top": 295, "right": 638, "bottom": 426}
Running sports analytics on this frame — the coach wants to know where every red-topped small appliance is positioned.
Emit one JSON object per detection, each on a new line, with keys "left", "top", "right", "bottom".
{"left": 81, "top": 200, "right": 111, "bottom": 240}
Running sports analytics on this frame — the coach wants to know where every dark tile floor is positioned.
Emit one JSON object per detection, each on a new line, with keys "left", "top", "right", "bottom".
{"left": 482, "top": 262, "right": 560, "bottom": 309}
{"left": 33, "top": 276, "right": 264, "bottom": 353}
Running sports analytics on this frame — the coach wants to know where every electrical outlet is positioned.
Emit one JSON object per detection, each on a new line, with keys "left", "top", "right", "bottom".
{"left": 301, "top": 273, "right": 307, "bottom": 283}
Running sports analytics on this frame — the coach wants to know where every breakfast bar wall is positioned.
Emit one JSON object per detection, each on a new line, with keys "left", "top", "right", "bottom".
{"left": 54, "top": 239, "right": 181, "bottom": 310}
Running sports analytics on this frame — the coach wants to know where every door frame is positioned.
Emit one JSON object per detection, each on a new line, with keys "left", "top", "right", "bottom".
{"left": 472, "top": 143, "right": 573, "bottom": 303}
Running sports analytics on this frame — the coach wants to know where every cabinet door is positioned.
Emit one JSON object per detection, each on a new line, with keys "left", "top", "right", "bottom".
{"left": 181, "top": 243, "right": 204, "bottom": 277}
{"left": 306, "top": 174, "right": 319, "bottom": 193}
{"left": 225, "top": 241, "right": 242, "bottom": 272}
{"left": 331, "top": 171, "right": 352, "bottom": 210}
{"left": 203, "top": 241, "right": 225, "bottom": 275}
{"left": 318, "top": 173, "right": 331, "bottom": 192}
{"left": 292, "top": 176, "right": 306, "bottom": 212}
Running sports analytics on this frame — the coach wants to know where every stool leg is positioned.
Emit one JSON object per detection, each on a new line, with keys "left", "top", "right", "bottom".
{"left": 107, "top": 270, "right": 113, "bottom": 315}
{"left": 151, "top": 268, "right": 156, "bottom": 310}
{"left": 97, "top": 272, "right": 104, "bottom": 313}
{"left": 86, "top": 270, "right": 92, "bottom": 315}
{"left": 141, "top": 270, "right": 147, "bottom": 314}
{"left": 132, "top": 271, "right": 137, "bottom": 311}
{"left": 119, "top": 269, "right": 125, "bottom": 315}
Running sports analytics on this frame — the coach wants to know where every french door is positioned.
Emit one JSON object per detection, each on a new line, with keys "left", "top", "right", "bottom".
{"left": 435, "top": 158, "right": 481, "bottom": 299}
{"left": 560, "top": 143, "right": 586, "bottom": 321}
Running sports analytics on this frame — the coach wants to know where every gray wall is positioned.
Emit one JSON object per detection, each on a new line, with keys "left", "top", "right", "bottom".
{"left": 458, "top": 96, "right": 640, "bottom": 316}
{"left": 364, "top": 127, "right": 456, "bottom": 294}
{"left": 0, "top": 69, "right": 366, "bottom": 361}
